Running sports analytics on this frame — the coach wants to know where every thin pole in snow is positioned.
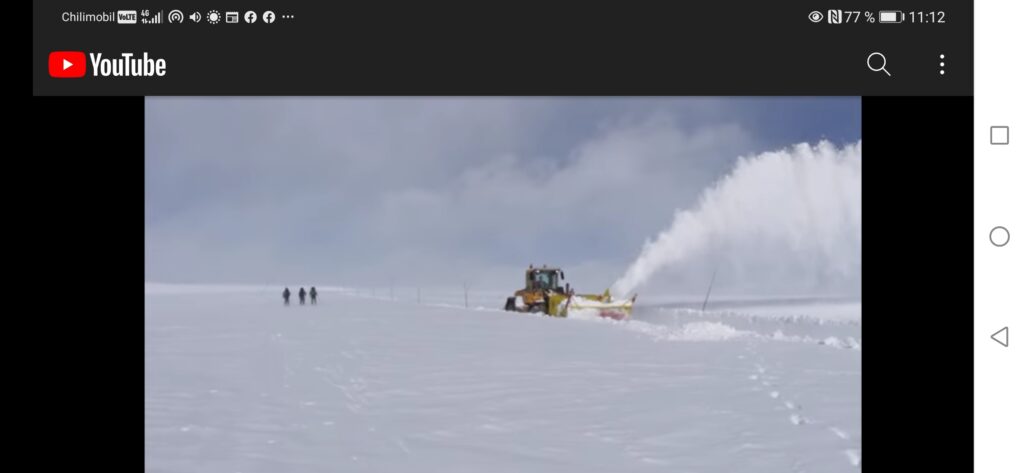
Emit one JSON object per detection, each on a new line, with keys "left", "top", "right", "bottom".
{"left": 462, "top": 282, "right": 469, "bottom": 309}
{"left": 701, "top": 268, "right": 717, "bottom": 312}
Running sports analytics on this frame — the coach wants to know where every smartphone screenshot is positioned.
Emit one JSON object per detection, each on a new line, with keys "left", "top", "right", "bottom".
{"left": 32, "top": 2, "right": 1020, "bottom": 472}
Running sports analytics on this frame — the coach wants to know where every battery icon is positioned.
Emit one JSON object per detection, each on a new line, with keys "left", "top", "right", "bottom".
{"left": 879, "top": 11, "right": 904, "bottom": 23}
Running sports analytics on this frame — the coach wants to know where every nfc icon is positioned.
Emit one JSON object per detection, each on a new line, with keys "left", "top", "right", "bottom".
{"left": 828, "top": 9, "right": 842, "bottom": 24}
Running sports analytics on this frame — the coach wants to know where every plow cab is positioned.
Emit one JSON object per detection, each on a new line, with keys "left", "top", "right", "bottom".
{"left": 504, "top": 266, "right": 567, "bottom": 313}
{"left": 503, "top": 265, "right": 636, "bottom": 320}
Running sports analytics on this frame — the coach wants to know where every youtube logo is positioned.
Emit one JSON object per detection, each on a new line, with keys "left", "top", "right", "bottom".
{"left": 49, "top": 51, "right": 87, "bottom": 78}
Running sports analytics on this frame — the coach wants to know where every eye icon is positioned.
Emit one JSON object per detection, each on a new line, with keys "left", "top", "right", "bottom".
{"left": 808, "top": 11, "right": 824, "bottom": 23}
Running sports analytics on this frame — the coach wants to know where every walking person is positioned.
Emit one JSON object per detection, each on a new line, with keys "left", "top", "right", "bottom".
{"left": 310, "top": 286, "right": 318, "bottom": 305}
{"left": 282, "top": 287, "right": 291, "bottom": 306}
{"left": 299, "top": 287, "right": 307, "bottom": 305}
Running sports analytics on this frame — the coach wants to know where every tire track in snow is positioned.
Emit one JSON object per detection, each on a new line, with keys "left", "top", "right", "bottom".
{"left": 743, "top": 344, "right": 859, "bottom": 468}
{"left": 741, "top": 343, "right": 813, "bottom": 470}
{"left": 319, "top": 342, "right": 415, "bottom": 458}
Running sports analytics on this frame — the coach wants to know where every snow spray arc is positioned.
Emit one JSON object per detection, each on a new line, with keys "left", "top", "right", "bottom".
{"left": 612, "top": 140, "right": 861, "bottom": 297}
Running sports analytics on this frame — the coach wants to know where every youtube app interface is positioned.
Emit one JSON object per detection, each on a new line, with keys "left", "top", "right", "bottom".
{"left": 33, "top": 2, "right": 1020, "bottom": 472}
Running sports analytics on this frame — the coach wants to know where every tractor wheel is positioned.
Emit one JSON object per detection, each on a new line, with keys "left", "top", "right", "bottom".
{"left": 504, "top": 297, "right": 516, "bottom": 311}
{"left": 528, "top": 304, "right": 544, "bottom": 313}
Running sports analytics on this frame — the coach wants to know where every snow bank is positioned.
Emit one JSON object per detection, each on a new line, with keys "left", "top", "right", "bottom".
{"left": 630, "top": 320, "right": 751, "bottom": 342}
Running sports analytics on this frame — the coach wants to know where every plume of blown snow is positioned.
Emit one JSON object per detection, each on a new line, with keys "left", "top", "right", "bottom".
{"left": 612, "top": 140, "right": 861, "bottom": 298}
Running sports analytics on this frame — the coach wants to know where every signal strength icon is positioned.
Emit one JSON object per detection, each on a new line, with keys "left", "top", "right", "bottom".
{"left": 141, "top": 10, "right": 163, "bottom": 24}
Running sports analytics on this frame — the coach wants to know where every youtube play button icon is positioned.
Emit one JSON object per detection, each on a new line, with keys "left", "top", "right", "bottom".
{"left": 48, "top": 51, "right": 87, "bottom": 78}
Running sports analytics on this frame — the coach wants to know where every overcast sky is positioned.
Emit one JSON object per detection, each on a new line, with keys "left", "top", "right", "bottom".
{"left": 145, "top": 97, "right": 860, "bottom": 293}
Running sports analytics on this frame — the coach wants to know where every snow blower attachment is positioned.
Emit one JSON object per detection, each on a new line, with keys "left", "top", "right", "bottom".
{"left": 503, "top": 265, "right": 636, "bottom": 320}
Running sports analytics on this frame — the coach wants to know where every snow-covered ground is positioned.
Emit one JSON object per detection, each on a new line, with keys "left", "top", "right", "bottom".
{"left": 145, "top": 284, "right": 861, "bottom": 472}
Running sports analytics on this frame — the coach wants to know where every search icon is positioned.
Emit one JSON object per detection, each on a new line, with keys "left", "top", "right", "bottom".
{"left": 867, "top": 52, "right": 891, "bottom": 76}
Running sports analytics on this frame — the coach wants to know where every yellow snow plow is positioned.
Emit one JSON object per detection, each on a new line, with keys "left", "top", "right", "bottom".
{"left": 503, "top": 265, "right": 636, "bottom": 320}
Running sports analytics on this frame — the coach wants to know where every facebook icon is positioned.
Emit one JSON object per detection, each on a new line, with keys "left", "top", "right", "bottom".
{"left": 244, "top": 11, "right": 257, "bottom": 24}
